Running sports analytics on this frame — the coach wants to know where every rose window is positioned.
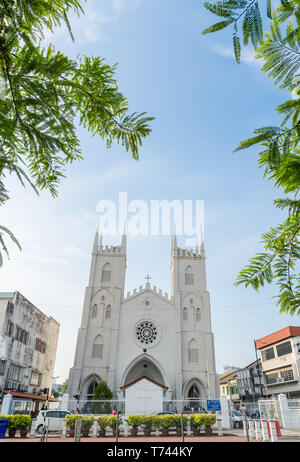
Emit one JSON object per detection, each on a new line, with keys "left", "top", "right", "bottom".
{"left": 136, "top": 321, "right": 158, "bottom": 345}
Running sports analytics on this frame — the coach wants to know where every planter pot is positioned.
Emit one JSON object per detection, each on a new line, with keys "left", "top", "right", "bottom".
{"left": 112, "top": 429, "right": 120, "bottom": 437}
{"left": 161, "top": 428, "right": 169, "bottom": 436}
{"left": 81, "top": 429, "right": 90, "bottom": 437}
{"left": 68, "top": 429, "right": 75, "bottom": 438}
{"left": 20, "top": 429, "right": 28, "bottom": 438}
{"left": 130, "top": 428, "right": 138, "bottom": 437}
{"left": 192, "top": 428, "right": 200, "bottom": 436}
{"left": 98, "top": 430, "right": 106, "bottom": 437}
{"left": 8, "top": 429, "right": 16, "bottom": 438}
{"left": 143, "top": 428, "right": 151, "bottom": 437}
{"left": 176, "top": 427, "right": 182, "bottom": 436}
{"left": 204, "top": 427, "right": 213, "bottom": 436}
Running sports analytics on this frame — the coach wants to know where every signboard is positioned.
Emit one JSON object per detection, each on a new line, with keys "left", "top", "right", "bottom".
{"left": 207, "top": 400, "right": 221, "bottom": 412}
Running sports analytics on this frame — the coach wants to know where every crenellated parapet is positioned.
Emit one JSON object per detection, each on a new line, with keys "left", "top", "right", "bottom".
{"left": 173, "top": 247, "right": 204, "bottom": 258}
{"left": 123, "top": 282, "right": 174, "bottom": 304}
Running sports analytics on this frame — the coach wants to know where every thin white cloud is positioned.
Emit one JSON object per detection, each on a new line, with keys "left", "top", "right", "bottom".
{"left": 211, "top": 43, "right": 262, "bottom": 67}
{"left": 42, "top": 0, "right": 143, "bottom": 45}
{"left": 62, "top": 246, "right": 89, "bottom": 259}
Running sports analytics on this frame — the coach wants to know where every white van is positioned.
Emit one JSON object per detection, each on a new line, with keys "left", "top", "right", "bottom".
{"left": 35, "top": 410, "right": 72, "bottom": 434}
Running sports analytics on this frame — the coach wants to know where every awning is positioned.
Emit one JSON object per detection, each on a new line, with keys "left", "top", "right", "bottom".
{"left": 3, "top": 390, "right": 59, "bottom": 402}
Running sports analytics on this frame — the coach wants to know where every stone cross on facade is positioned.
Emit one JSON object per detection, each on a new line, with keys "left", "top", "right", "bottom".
{"left": 145, "top": 274, "right": 152, "bottom": 283}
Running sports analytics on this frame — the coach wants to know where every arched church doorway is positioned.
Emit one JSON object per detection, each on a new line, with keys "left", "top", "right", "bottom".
{"left": 187, "top": 384, "right": 200, "bottom": 408}
{"left": 123, "top": 358, "right": 165, "bottom": 389}
{"left": 83, "top": 375, "right": 101, "bottom": 400}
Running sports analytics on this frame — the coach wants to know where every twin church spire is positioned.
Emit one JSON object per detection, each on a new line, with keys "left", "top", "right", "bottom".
{"left": 92, "top": 226, "right": 204, "bottom": 256}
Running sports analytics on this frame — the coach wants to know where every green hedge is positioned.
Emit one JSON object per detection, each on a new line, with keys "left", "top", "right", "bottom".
{"left": 190, "top": 414, "right": 216, "bottom": 429}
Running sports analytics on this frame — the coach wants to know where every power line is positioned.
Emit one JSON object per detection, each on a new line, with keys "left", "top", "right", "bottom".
{"left": 36, "top": 301, "right": 275, "bottom": 310}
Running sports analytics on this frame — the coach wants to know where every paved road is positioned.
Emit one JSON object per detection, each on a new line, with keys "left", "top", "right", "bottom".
{"left": 1, "top": 433, "right": 257, "bottom": 443}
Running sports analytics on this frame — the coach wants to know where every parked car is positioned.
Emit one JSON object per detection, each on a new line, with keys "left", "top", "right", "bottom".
{"left": 231, "top": 410, "right": 245, "bottom": 429}
{"left": 155, "top": 411, "right": 176, "bottom": 415}
{"left": 36, "top": 410, "right": 72, "bottom": 434}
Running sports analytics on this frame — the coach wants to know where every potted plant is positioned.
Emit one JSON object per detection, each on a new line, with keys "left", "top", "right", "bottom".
{"left": 152, "top": 415, "right": 162, "bottom": 435}
{"left": 140, "top": 415, "right": 153, "bottom": 436}
{"left": 0, "top": 415, "right": 14, "bottom": 438}
{"left": 127, "top": 415, "right": 141, "bottom": 437}
{"left": 81, "top": 416, "right": 94, "bottom": 437}
{"left": 190, "top": 414, "right": 203, "bottom": 436}
{"left": 107, "top": 414, "right": 122, "bottom": 437}
{"left": 174, "top": 414, "right": 187, "bottom": 436}
{"left": 12, "top": 415, "right": 31, "bottom": 438}
{"left": 159, "top": 414, "right": 173, "bottom": 436}
{"left": 97, "top": 416, "right": 109, "bottom": 437}
{"left": 202, "top": 414, "right": 216, "bottom": 435}
{"left": 64, "top": 414, "right": 82, "bottom": 438}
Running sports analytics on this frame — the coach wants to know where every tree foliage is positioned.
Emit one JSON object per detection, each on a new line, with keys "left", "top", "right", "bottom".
{"left": 91, "top": 381, "right": 113, "bottom": 415}
{"left": 0, "top": 0, "right": 153, "bottom": 265}
{"left": 203, "top": 0, "right": 300, "bottom": 315}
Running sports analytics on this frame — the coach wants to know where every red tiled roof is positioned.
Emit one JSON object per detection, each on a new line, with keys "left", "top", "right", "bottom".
{"left": 3, "top": 390, "right": 59, "bottom": 402}
{"left": 120, "top": 376, "right": 168, "bottom": 390}
{"left": 255, "top": 326, "right": 300, "bottom": 350}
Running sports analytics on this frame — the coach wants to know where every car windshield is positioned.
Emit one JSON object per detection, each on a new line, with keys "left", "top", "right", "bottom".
{"left": 233, "top": 411, "right": 243, "bottom": 416}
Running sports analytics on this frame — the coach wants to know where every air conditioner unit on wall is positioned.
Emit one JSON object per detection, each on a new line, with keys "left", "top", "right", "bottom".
{"left": 7, "top": 380, "right": 13, "bottom": 389}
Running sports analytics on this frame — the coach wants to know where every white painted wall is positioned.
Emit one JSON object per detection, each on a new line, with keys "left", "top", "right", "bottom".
{"left": 124, "top": 379, "right": 163, "bottom": 415}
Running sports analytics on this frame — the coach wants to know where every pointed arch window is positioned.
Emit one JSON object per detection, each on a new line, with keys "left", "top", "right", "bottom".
{"left": 188, "top": 339, "right": 199, "bottom": 362}
{"left": 92, "top": 335, "right": 103, "bottom": 358}
{"left": 188, "top": 384, "right": 200, "bottom": 398}
{"left": 91, "top": 304, "right": 98, "bottom": 318}
{"left": 183, "top": 307, "right": 188, "bottom": 321}
{"left": 101, "top": 263, "right": 111, "bottom": 282}
{"left": 196, "top": 308, "right": 201, "bottom": 322}
{"left": 105, "top": 305, "right": 111, "bottom": 320}
{"left": 185, "top": 265, "right": 194, "bottom": 285}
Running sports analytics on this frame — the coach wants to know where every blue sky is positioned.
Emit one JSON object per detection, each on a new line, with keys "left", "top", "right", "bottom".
{"left": 1, "top": 0, "right": 298, "bottom": 381}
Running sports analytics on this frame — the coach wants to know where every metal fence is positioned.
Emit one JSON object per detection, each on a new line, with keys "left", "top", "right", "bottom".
{"left": 66, "top": 398, "right": 217, "bottom": 415}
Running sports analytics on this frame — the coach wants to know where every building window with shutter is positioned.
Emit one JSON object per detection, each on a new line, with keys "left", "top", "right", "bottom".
{"left": 101, "top": 263, "right": 111, "bottom": 282}
{"left": 91, "top": 304, "right": 97, "bottom": 318}
{"left": 183, "top": 307, "right": 188, "bottom": 321}
{"left": 92, "top": 336, "right": 103, "bottom": 358}
{"left": 185, "top": 266, "right": 194, "bottom": 285}
{"left": 188, "top": 339, "right": 199, "bottom": 362}
{"left": 6, "top": 321, "right": 14, "bottom": 337}
{"left": 105, "top": 305, "right": 111, "bottom": 320}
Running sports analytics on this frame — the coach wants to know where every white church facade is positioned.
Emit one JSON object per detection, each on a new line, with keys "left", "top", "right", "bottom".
{"left": 67, "top": 230, "right": 219, "bottom": 409}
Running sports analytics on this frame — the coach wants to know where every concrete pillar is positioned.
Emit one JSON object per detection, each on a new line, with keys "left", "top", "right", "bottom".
{"left": 254, "top": 419, "right": 262, "bottom": 440}
{"left": 261, "top": 419, "right": 270, "bottom": 442}
{"left": 269, "top": 420, "right": 278, "bottom": 442}
{"left": 62, "top": 421, "right": 67, "bottom": 438}
{"left": 60, "top": 393, "right": 69, "bottom": 411}
{"left": 277, "top": 393, "right": 290, "bottom": 429}
{"left": 220, "top": 395, "right": 231, "bottom": 429}
{"left": 217, "top": 417, "right": 223, "bottom": 436}
{"left": 123, "top": 417, "right": 128, "bottom": 437}
{"left": 29, "top": 419, "right": 37, "bottom": 438}
{"left": 92, "top": 416, "right": 98, "bottom": 438}
{"left": 1, "top": 393, "right": 12, "bottom": 415}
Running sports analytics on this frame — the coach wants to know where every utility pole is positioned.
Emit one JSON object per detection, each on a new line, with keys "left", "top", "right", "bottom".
{"left": 254, "top": 339, "right": 264, "bottom": 398}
